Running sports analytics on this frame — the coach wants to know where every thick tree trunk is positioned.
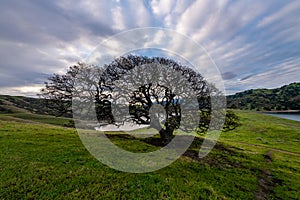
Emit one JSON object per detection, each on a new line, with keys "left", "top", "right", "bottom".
{"left": 159, "top": 126, "right": 174, "bottom": 145}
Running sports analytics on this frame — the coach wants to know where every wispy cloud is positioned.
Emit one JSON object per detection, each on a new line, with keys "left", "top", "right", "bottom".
{"left": 0, "top": 0, "right": 299, "bottom": 96}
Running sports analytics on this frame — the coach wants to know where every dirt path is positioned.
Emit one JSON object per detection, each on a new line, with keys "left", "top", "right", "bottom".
{"left": 225, "top": 140, "right": 300, "bottom": 156}
{"left": 254, "top": 151, "right": 283, "bottom": 200}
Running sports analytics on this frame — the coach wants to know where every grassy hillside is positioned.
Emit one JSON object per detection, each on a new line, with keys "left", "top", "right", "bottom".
{"left": 0, "top": 95, "right": 74, "bottom": 128}
{"left": 0, "top": 95, "right": 49, "bottom": 114}
{"left": 0, "top": 95, "right": 72, "bottom": 118}
{"left": 227, "top": 82, "right": 300, "bottom": 110}
{"left": 0, "top": 110, "right": 299, "bottom": 199}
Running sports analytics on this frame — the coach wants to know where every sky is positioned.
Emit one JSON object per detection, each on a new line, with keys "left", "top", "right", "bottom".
{"left": 0, "top": 0, "right": 299, "bottom": 97}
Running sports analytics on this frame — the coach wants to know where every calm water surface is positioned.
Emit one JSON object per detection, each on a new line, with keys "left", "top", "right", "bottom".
{"left": 264, "top": 112, "right": 300, "bottom": 122}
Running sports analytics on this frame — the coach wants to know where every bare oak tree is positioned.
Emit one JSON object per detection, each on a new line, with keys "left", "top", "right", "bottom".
{"left": 40, "top": 55, "right": 239, "bottom": 144}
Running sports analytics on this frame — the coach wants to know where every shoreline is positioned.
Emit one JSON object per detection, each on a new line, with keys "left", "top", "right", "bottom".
{"left": 260, "top": 110, "right": 300, "bottom": 113}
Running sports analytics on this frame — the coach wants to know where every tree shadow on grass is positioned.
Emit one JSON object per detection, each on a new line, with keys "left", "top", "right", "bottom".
{"left": 105, "top": 134, "right": 244, "bottom": 169}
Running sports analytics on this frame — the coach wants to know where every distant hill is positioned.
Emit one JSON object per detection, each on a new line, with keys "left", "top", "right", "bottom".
{"left": 227, "top": 82, "right": 300, "bottom": 111}
{"left": 0, "top": 95, "right": 74, "bottom": 127}
{"left": 0, "top": 95, "right": 58, "bottom": 115}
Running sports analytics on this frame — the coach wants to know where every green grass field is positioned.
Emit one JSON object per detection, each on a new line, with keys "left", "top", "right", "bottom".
{"left": 0, "top": 110, "right": 299, "bottom": 199}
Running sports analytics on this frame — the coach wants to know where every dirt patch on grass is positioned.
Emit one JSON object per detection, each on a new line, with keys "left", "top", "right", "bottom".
{"left": 228, "top": 141, "right": 300, "bottom": 156}
{"left": 255, "top": 169, "right": 283, "bottom": 200}
{"left": 183, "top": 149, "right": 243, "bottom": 169}
{"left": 255, "top": 151, "right": 283, "bottom": 200}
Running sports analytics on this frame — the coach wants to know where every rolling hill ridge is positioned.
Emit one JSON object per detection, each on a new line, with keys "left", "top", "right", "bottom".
{"left": 227, "top": 82, "right": 300, "bottom": 111}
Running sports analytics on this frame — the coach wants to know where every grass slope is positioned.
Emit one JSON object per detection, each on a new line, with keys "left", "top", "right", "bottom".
{"left": 0, "top": 110, "right": 299, "bottom": 199}
{"left": 0, "top": 95, "right": 43, "bottom": 114}
{"left": 0, "top": 112, "right": 74, "bottom": 127}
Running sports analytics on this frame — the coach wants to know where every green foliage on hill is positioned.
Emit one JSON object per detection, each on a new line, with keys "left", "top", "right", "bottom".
{"left": 0, "top": 95, "right": 44, "bottom": 113}
{"left": 0, "top": 95, "right": 71, "bottom": 117}
{"left": 227, "top": 82, "right": 300, "bottom": 111}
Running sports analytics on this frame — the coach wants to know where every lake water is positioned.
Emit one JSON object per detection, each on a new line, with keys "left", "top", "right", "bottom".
{"left": 264, "top": 112, "right": 300, "bottom": 122}
{"left": 95, "top": 122, "right": 154, "bottom": 138}
{"left": 95, "top": 122, "right": 150, "bottom": 131}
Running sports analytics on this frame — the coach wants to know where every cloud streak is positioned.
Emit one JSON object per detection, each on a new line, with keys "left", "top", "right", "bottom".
{"left": 0, "top": 0, "right": 299, "bottom": 96}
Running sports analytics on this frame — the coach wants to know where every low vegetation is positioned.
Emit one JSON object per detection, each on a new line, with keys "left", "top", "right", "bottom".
{"left": 0, "top": 109, "right": 299, "bottom": 199}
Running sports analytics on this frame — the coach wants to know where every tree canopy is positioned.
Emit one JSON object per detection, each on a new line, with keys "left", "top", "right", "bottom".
{"left": 40, "top": 55, "right": 239, "bottom": 143}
